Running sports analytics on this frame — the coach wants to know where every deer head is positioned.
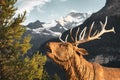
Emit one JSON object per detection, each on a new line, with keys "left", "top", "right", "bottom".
{"left": 46, "top": 17, "right": 115, "bottom": 67}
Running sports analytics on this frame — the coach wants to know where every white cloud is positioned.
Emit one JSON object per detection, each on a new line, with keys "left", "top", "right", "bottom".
{"left": 59, "top": 0, "right": 68, "bottom": 2}
{"left": 15, "top": 0, "right": 51, "bottom": 15}
{"left": 69, "top": 9, "right": 79, "bottom": 13}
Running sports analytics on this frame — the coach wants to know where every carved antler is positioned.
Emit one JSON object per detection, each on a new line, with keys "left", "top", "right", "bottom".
{"left": 59, "top": 33, "right": 69, "bottom": 43}
{"left": 73, "top": 17, "right": 115, "bottom": 46}
{"left": 59, "top": 17, "right": 115, "bottom": 46}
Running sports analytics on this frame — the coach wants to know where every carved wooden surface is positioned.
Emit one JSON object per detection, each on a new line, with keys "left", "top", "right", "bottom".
{"left": 46, "top": 18, "right": 120, "bottom": 80}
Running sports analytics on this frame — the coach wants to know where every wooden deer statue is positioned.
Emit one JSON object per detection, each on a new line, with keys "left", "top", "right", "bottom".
{"left": 46, "top": 17, "right": 120, "bottom": 80}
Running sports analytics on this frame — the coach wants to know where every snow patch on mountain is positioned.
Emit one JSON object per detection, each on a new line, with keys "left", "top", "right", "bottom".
{"left": 53, "top": 12, "right": 91, "bottom": 30}
{"left": 42, "top": 20, "right": 57, "bottom": 29}
{"left": 25, "top": 12, "right": 92, "bottom": 54}
{"left": 26, "top": 12, "right": 91, "bottom": 37}
{"left": 26, "top": 27, "right": 61, "bottom": 37}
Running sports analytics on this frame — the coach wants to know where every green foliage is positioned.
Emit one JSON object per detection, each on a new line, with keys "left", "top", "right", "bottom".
{"left": 0, "top": 0, "right": 61, "bottom": 80}
{"left": 0, "top": 0, "right": 48, "bottom": 80}
{"left": 0, "top": 0, "right": 31, "bottom": 55}
{"left": 0, "top": 52, "right": 47, "bottom": 80}
{"left": 22, "top": 53, "right": 47, "bottom": 80}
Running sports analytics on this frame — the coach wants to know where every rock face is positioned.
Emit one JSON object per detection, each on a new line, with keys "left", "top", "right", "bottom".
{"left": 27, "top": 20, "right": 44, "bottom": 29}
{"left": 62, "top": 0, "right": 120, "bottom": 67}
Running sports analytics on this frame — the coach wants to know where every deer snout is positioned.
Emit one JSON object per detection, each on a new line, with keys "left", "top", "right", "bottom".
{"left": 45, "top": 42, "right": 51, "bottom": 53}
{"left": 46, "top": 42, "right": 59, "bottom": 53}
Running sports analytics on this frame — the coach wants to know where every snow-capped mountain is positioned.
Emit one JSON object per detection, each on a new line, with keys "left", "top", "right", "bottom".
{"left": 57, "top": 12, "right": 90, "bottom": 27}
{"left": 49, "top": 12, "right": 91, "bottom": 33}
{"left": 27, "top": 12, "right": 91, "bottom": 34}
{"left": 25, "top": 12, "right": 91, "bottom": 54}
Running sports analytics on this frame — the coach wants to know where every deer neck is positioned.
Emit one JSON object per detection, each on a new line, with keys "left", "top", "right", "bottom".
{"left": 64, "top": 54, "right": 94, "bottom": 80}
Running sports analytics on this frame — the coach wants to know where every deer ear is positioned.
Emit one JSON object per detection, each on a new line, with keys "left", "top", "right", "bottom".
{"left": 75, "top": 47, "right": 88, "bottom": 55}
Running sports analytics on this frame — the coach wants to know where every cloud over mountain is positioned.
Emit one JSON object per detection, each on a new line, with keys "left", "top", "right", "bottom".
{"left": 16, "top": 0, "right": 51, "bottom": 14}
{"left": 59, "top": 0, "right": 68, "bottom": 2}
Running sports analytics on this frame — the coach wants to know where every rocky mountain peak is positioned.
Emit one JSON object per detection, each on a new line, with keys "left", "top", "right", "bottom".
{"left": 27, "top": 20, "right": 44, "bottom": 29}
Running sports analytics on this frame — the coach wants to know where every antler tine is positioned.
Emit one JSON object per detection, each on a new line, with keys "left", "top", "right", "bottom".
{"left": 79, "top": 27, "right": 87, "bottom": 40}
{"left": 60, "top": 16, "right": 115, "bottom": 46}
{"left": 74, "top": 16, "right": 115, "bottom": 46}
{"left": 87, "top": 21, "right": 95, "bottom": 38}
{"left": 70, "top": 27, "right": 75, "bottom": 42}
{"left": 75, "top": 27, "right": 80, "bottom": 42}
{"left": 59, "top": 33, "right": 69, "bottom": 43}
{"left": 89, "top": 16, "right": 115, "bottom": 40}
{"left": 99, "top": 16, "right": 115, "bottom": 34}
{"left": 65, "top": 35, "right": 69, "bottom": 42}
{"left": 100, "top": 16, "right": 108, "bottom": 29}
{"left": 93, "top": 30, "right": 98, "bottom": 36}
{"left": 59, "top": 33, "right": 65, "bottom": 43}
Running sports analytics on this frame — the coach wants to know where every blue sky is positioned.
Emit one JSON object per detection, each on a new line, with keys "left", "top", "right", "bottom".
{"left": 15, "top": 0, "right": 106, "bottom": 25}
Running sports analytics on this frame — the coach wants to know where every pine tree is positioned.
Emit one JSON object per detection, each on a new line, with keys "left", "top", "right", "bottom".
{"left": 0, "top": 52, "right": 47, "bottom": 80}
{"left": 0, "top": 0, "right": 31, "bottom": 55}
{"left": 0, "top": 0, "right": 31, "bottom": 79}
{"left": 0, "top": 0, "right": 48, "bottom": 80}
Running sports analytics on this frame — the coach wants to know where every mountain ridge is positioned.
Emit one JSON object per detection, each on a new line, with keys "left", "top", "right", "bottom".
{"left": 25, "top": 12, "right": 91, "bottom": 54}
{"left": 27, "top": 20, "right": 44, "bottom": 29}
{"left": 62, "top": 0, "right": 120, "bottom": 66}
{"left": 41, "top": 0, "right": 120, "bottom": 79}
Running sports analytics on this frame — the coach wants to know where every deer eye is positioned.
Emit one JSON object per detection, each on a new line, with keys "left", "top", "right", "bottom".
{"left": 60, "top": 43, "right": 68, "bottom": 48}
{"left": 60, "top": 44, "right": 62, "bottom": 48}
{"left": 60, "top": 43, "right": 64, "bottom": 48}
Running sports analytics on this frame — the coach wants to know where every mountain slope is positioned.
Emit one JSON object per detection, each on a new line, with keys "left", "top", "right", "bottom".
{"left": 41, "top": 1, "right": 120, "bottom": 79}
{"left": 25, "top": 12, "right": 91, "bottom": 54}
{"left": 62, "top": 0, "right": 120, "bottom": 67}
